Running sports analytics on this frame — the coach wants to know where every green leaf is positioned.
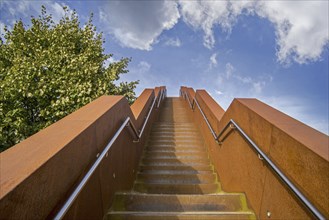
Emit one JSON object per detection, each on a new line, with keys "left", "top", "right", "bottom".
{"left": 0, "top": 5, "right": 138, "bottom": 152}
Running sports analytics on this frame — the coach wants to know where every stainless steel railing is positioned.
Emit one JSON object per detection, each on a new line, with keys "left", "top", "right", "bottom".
{"left": 180, "top": 89, "right": 325, "bottom": 220}
{"left": 55, "top": 89, "right": 166, "bottom": 220}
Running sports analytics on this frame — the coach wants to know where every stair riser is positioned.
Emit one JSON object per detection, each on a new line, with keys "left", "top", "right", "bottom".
{"left": 148, "top": 136, "right": 202, "bottom": 141}
{"left": 151, "top": 126, "right": 198, "bottom": 129}
{"left": 142, "top": 155, "right": 209, "bottom": 160}
{"left": 107, "top": 213, "right": 255, "bottom": 220}
{"left": 147, "top": 144, "right": 204, "bottom": 148}
{"left": 150, "top": 133, "right": 200, "bottom": 137}
{"left": 111, "top": 194, "right": 246, "bottom": 212}
{"left": 145, "top": 148, "right": 206, "bottom": 153}
{"left": 139, "top": 165, "right": 213, "bottom": 172}
{"left": 141, "top": 159, "right": 210, "bottom": 165}
{"left": 135, "top": 179, "right": 216, "bottom": 184}
{"left": 137, "top": 173, "right": 217, "bottom": 184}
{"left": 151, "top": 130, "right": 199, "bottom": 134}
{"left": 143, "top": 152, "right": 208, "bottom": 158}
{"left": 147, "top": 142, "right": 204, "bottom": 147}
{"left": 134, "top": 183, "right": 220, "bottom": 194}
{"left": 139, "top": 170, "right": 214, "bottom": 175}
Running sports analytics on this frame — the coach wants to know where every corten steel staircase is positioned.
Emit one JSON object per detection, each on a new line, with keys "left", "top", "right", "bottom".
{"left": 2, "top": 87, "right": 327, "bottom": 220}
{"left": 107, "top": 97, "right": 256, "bottom": 219}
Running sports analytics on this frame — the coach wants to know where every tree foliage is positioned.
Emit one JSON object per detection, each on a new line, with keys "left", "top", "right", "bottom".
{"left": 0, "top": 6, "right": 138, "bottom": 151}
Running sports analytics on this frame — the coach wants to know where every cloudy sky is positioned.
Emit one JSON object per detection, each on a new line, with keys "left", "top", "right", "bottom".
{"left": 1, "top": 0, "right": 328, "bottom": 134}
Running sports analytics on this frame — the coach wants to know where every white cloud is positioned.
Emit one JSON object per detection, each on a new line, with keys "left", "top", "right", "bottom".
{"left": 219, "top": 62, "right": 269, "bottom": 95}
{"left": 1, "top": 1, "right": 72, "bottom": 26}
{"left": 103, "top": 56, "right": 120, "bottom": 68}
{"left": 164, "top": 37, "right": 181, "bottom": 47}
{"left": 215, "top": 89, "right": 223, "bottom": 95}
{"left": 2, "top": 0, "right": 327, "bottom": 64}
{"left": 209, "top": 53, "right": 218, "bottom": 69}
{"left": 235, "top": 75, "right": 252, "bottom": 84}
{"left": 0, "top": 21, "right": 7, "bottom": 37}
{"left": 178, "top": 0, "right": 328, "bottom": 64}
{"left": 225, "top": 62, "right": 234, "bottom": 79}
{"left": 179, "top": 0, "right": 231, "bottom": 49}
{"left": 137, "top": 61, "right": 151, "bottom": 73}
{"left": 257, "top": 1, "right": 329, "bottom": 64}
{"left": 99, "top": 1, "right": 180, "bottom": 50}
{"left": 116, "top": 60, "right": 170, "bottom": 96}
{"left": 252, "top": 81, "right": 266, "bottom": 94}
{"left": 47, "top": 1, "right": 68, "bottom": 23}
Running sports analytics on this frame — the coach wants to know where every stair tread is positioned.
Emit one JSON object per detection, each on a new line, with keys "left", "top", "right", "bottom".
{"left": 108, "top": 211, "right": 255, "bottom": 215}
{"left": 142, "top": 156, "right": 209, "bottom": 159}
{"left": 140, "top": 170, "right": 214, "bottom": 174}
{"left": 107, "top": 211, "right": 255, "bottom": 220}
{"left": 139, "top": 164, "right": 213, "bottom": 169}
{"left": 134, "top": 182, "right": 221, "bottom": 194}
{"left": 142, "top": 158, "right": 210, "bottom": 162}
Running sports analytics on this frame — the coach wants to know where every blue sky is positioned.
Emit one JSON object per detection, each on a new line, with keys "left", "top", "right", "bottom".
{"left": 1, "top": 0, "right": 328, "bottom": 135}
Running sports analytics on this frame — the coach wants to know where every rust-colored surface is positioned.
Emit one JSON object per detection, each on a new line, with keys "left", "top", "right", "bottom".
{"left": 187, "top": 87, "right": 195, "bottom": 102}
{"left": 131, "top": 89, "right": 153, "bottom": 120}
{"left": 195, "top": 90, "right": 225, "bottom": 134}
{"left": 238, "top": 98, "right": 329, "bottom": 161}
{"left": 0, "top": 96, "right": 122, "bottom": 199}
{"left": 0, "top": 87, "right": 166, "bottom": 219}
{"left": 180, "top": 86, "right": 329, "bottom": 219}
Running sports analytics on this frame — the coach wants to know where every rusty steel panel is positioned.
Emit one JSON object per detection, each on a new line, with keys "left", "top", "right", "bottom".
{"left": 179, "top": 86, "right": 329, "bottom": 219}
{"left": 0, "top": 87, "right": 165, "bottom": 220}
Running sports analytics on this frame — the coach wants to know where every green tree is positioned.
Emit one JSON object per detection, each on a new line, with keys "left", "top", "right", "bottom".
{"left": 0, "top": 6, "right": 138, "bottom": 151}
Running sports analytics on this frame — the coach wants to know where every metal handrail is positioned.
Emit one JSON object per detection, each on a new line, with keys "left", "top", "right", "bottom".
{"left": 183, "top": 90, "right": 193, "bottom": 109}
{"left": 180, "top": 89, "right": 325, "bottom": 220}
{"left": 157, "top": 88, "right": 165, "bottom": 108}
{"left": 193, "top": 97, "right": 217, "bottom": 140}
{"left": 129, "top": 88, "right": 166, "bottom": 141}
{"left": 55, "top": 89, "right": 166, "bottom": 220}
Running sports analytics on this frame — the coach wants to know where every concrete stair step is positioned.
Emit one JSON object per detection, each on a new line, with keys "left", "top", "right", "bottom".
{"left": 159, "top": 114, "right": 190, "bottom": 117}
{"left": 150, "top": 132, "right": 200, "bottom": 137}
{"left": 143, "top": 154, "right": 208, "bottom": 159}
{"left": 152, "top": 122, "right": 197, "bottom": 129}
{"left": 139, "top": 164, "right": 213, "bottom": 172}
{"left": 152, "top": 123, "right": 196, "bottom": 127}
{"left": 141, "top": 162, "right": 210, "bottom": 167}
{"left": 158, "top": 118, "right": 191, "bottom": 122}
{"left": 110, "top": 193, "right": 250, "bottom": 212}
{"left": 141, "top": 158, "right": 210, "bottom": 165}
{"left": 140, "top": 169, "right": 214, "bottom": 175}
{"left": 147, "top": 140, "right": 204, "bottom": 146}
{"left": 134, "top": 182, "right": 221, "bottom": 194}
{"left": 144, "top": 151, "right": 208, "bottom": 158}
{"left": 148, "top": 139, "right": 203, "bottom": 143}
{"left": 145, "top": 145, "right": 206, "bottom": 152}
{"left": 151, "top": 128, "right": 198, "bottom": 133}
{"left": 159, "top": 117, "right": 190, "bottom": 119}
{"left": 107, "top": 211, "right": 256, "bottom": 220}
{"left": 137, "top": 173, "right": 217, "bottom": 184}
{"left": 148, "top": 136, "right": 202, "bottom": 141}
{"left": 159, "top": 109, "right": 188, "bottom": 112}
{"left": 146, "top": 146, "right": 205, "bottom": 152}
{"left": 146, "top": 145, "right": 205, "bottom": 151}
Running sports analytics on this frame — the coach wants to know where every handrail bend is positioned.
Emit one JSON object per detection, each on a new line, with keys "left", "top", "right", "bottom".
{"left": 55, "top": 89, "right": 166, "bottom": 220}
{"left": 180, "top": 89, "right": 325, "bottom": 220}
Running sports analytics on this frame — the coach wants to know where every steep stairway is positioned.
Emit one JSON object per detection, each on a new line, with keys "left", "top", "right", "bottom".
{"left": 107, "top": 97, "right": 256, "bottom": 219}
